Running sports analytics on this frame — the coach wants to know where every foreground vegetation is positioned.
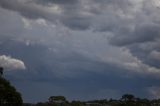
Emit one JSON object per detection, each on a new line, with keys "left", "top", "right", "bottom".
{"left": 0, "top": 77, "right": 23, "bottom": 106}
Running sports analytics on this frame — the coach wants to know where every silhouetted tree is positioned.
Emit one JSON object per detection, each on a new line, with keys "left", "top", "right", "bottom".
{"left": 0, "top": 76, "right": 23, "bottom": 106}
{"left": 48, "top": 96, "right": 66, "bottom": 103}
{"left": 121, "top": 94, "right": 135, "bottom": 106}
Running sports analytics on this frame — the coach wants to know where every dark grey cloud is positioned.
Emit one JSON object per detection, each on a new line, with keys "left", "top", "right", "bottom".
{"left": 107, "top": 20, "right": 160, "bottom": 71}
{"left": 0, "top": 0, "right": 59, "bottom": 22}
{"left": 0, "top": 0, "right": 159, "bottom": 77}
{"left": 128, "top": 43, "right": 160, "bottom": 70}
{"left": 1, "top": 0, "right": 159, "bottom": 33}
{"left": 0, "top": 0, "right": 92, "bottom": 30}
{"left": 35, "top": 0, "right": 79, "bottom": 5}
{"left": 109, "top": 24, "right": 160, "bottom": 46}
{"left": 61, "top": 16, "right": 91, "bottom": 30}
{"left": 0, "top": 0, "right": 134, "bottom": 31}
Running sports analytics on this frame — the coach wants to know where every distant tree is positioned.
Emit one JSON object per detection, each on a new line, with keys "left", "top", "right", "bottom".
{"left": 49, "top": 96, "right": 66, "bottom": 103}
{"left": 121, "top": 94, "right": 135, "bottom": 102}
{"left": 48, "top": 96, "right": 68, "bottom": 106}
{"left": 121, "top": 94, "right": 135, "bottom": 106}
{"left": 0, "top": 77, "right": 23, "bottom": 106}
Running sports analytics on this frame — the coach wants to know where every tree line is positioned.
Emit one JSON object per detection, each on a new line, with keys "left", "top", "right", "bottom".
{"left": 23, "top": 94, "right": 160, "bottom": 106}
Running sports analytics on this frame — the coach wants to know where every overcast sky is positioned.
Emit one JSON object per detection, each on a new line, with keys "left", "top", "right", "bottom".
{"left": 0, "top": 0, "right": 160, "bottom": 103}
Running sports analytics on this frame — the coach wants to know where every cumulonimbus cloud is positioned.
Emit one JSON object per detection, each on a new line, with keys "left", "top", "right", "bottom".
{"left": 0, "top": 55, "right": 26, "bottom": 70}
{"left": 0, "top": 0, "right": 160, "bottom": 76}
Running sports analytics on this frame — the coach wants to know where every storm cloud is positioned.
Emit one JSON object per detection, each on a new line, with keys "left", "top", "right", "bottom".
{"left": 1, "top": 0, "right": 160, "bottom": 103}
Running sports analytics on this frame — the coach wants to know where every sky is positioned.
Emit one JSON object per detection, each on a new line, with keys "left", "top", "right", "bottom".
{"left": 0, "top": 0, "right": 160, "bottom": 103}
